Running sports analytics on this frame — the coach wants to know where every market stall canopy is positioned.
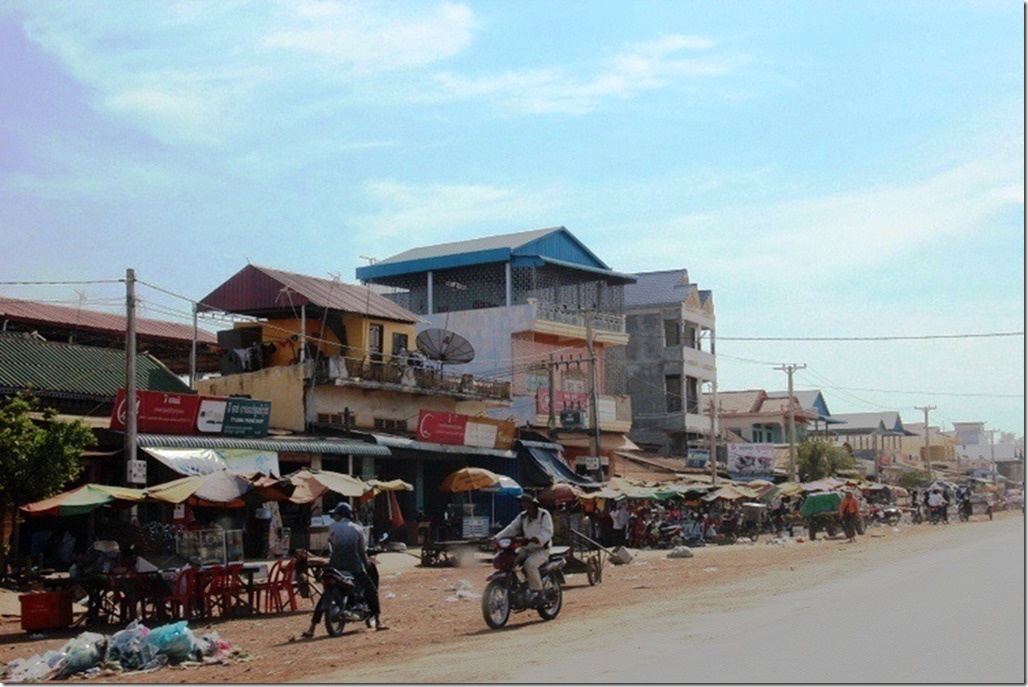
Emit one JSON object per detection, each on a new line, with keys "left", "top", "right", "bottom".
{"left": 517, "top": 440, "right": 600, "bottom": 489}
{"left": 440, "top": 467, "right": 501, "bottom": 493}
{"left": 538, "top": 482, "right": 585, "bottom": 507}
{"left": 145, "top": 471, "right": 262, "bottom": 507}
{"left": 759, "top": 481, "right": 805, "bottom": 504}
{"left": 480, "top": 475, "right": 523, "bottom": 496}
{"left": 578, "top": 487, "right": 624, "bottom": 501}
{"left": 21, "top": 484, "right": 145, "bottom": 517}
{"left": 606, "top": 477, "right": 657, "bottom": 500}
{"left": 288, "top": 469, "right": 367, "bottom": 503}
{"left": 366, "top": 478, "right": 414, "bottom": 493}
{"left": 702, "top": 484, "right": 759, "bottom": 502}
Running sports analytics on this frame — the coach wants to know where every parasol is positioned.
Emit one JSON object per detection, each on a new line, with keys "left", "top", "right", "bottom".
{"left": 145, "top": 471, "right": 257, "bottom": 507}
{"left": 480, "top": 475, "right": 523, "bottom": 496}
{"left": 21, "top": 484, "right": 145, "bottom": 517}
{"left": 702, "top": 484, "right": 759, "bottom": 502}
{"left": 439, "top": 467, "right": 501, "bottom": 494}
{"left": 289, "top": 468, "right": 367, "bottom": 503}
{"left": 538, "top": 482, "right": 585, "bottom": 507}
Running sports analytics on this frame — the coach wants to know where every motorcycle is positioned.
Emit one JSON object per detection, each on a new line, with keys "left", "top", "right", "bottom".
{"left": 868, "top": 504, "right": 902, "bottom": 526}
{"left": 319, "top": 542, "right": 384, "bottom": 637}
{"left": 481, "top": 537, "right": 566, "bottom": 629}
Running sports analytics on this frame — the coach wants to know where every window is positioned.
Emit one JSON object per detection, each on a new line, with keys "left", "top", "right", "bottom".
{"left": 368, "top": 324, "right": 383, "bottom": 362}
{"left": 391, "top": 332, "right": 409, "bottom": 356}
{"left": 665, "top": 375, "right": 682, "bottom": 413}
{"left": 373, "top": 418, "right": 408, "bottom": 432}
{"left": 664, "top": 319, "right": 681, "bottom": 346}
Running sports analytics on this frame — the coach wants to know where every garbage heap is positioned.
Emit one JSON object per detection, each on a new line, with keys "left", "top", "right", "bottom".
{"left": 3, "top": 620, "right": 249, "bottom": 682}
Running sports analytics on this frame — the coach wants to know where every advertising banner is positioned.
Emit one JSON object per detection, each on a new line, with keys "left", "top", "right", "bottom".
{"left": 686, "top": 450, "right": 709, "bottom": 469}
{"left": 111, "top": 389, "right": 271, "bottom": 438}
{"left": 416, "top": 410, "right": 515, "bottom": 450}
{"left": 727, "top": 443, "right": 775, "bottom": 481}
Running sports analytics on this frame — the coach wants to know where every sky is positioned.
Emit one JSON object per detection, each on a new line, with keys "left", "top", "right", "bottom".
{"left": 0, "top": 1, "right": 1023, "bottom": 437}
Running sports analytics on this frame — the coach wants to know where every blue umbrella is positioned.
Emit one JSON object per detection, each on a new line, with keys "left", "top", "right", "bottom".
{"left": 481, "top": 475, "right": 523, "bottom": 527}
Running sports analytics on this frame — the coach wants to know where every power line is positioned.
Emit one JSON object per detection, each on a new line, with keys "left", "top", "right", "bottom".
{"left": 718, "top": 332, "right": 1023, "bottom": 342}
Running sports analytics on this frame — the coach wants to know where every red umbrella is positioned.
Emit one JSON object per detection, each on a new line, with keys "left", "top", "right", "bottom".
{"left": 538, "top": 483, "right": 584, "bottom": 507}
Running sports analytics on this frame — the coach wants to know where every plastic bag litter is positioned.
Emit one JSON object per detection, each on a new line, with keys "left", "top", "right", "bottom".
{"left": 52, "top": 632, "right": 107, "bottom": 679}
{"left": 105, "top": 620, "right": 161, "bottom": 671}
{"left": 667, "top": 546, "right": 694, "bottom": 559}
{"left": 3, "top": 649, "right": 64, "bottom": 682}
{"left": 144, "top": 621, "right": 198, "bottom": 662}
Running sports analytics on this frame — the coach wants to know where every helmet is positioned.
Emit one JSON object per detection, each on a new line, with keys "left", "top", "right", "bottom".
{"left": 329, "top": 502, "right": 353, "bottom": 518}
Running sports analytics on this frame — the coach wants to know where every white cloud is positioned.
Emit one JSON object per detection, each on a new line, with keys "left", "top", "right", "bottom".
{"left": 432, "top": 33, "right": 745, "bottom": 114}
{"left": 260, "top": 1, "right": 477, "bottom": 73}
{"left": 354, "top": 180, "right": 561, "bottom": 240}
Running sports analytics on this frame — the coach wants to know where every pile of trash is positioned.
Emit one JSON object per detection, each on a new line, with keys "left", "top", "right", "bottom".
{"left": 3, "top": 620, "right": 249, "bottom": 682}
{"left": 443, "top": 580, "right": 480, "bottom": 602}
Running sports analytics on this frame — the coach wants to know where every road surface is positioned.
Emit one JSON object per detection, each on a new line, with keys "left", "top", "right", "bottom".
{"left": 312, "top": 516, "right": 1025, "bottom": 684}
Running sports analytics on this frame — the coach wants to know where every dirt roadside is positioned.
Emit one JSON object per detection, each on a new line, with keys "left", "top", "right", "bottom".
{"left": 0, "top": 511, "right": 1022, "bottom": 683}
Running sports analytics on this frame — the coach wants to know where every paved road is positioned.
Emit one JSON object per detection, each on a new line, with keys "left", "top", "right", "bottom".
{"left": 315, "top": 517, "right": 1025, "bottom": 684}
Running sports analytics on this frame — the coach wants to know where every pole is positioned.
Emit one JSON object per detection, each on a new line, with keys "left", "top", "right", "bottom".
{"left": 547, "top": 354, "right": 556, "bottom": 435}
{"left": 125, "top": 268, "right": 138, "bottom": 482}
{"left": 585, "top": 311, "right": 602, "bottom": 482}
{"left": 774, "top": 363, "right": 806, "bottom": 482}
{"left": 709, "top": 328, "right": 718, "bottom": 485}
{"left": 915, "top": 405, "right": 936, "bottom": 479}
{"left": 189, "top": 303, "right": 198, "bottom": 389}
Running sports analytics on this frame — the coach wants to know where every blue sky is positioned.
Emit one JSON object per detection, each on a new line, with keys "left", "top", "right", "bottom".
{"left": 1, "top": 1, "right": 1023, "bottom": 436}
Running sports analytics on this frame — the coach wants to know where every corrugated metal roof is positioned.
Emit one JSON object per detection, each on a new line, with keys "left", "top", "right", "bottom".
{"left": 623, "top": 269, "right": 694, "bottom": 307}
{"left": 198, "top": 265, "right": 418, "bottom": 323}
{"left": 355, "top": 226, "right": 631, "bottom": 283}
{"left": 137, "top": 433, "right": 390, "bottom": 456}
{"left": 0, "top": 297, "right": 217, "bottom": 344}
{"left": 0, "top": 333, "right": 190, "bottom": 398}
{"left": 371, "top": 227, "right": 561, "bottom": 266}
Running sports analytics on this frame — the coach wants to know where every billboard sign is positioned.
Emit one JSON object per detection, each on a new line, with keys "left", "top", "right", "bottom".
{"left": 727, "top": 443, "right": 775, "bottom": 481}
{"left": 416, "top": 410, "right": 516, "bottom": 450}
{"left": 111, "top": 389, "right": 271, "bottom": 438}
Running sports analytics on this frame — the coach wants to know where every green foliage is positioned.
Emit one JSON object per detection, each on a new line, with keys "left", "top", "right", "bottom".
{"left": 0, "top": 393, "right": 96, "bottom": 507}
{"left": 896, "top": 470, "right": 930, "bottom": 489}
{"left": 796, "top": 438, "right": 857, "bottom": 481}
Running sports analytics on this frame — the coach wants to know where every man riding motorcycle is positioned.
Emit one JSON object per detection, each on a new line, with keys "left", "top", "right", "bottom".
{"left": 493, "top": 493, "right": 553, "bottom": 607}
{"left": 302, "top": 501, "right": 385, "bottom": 637}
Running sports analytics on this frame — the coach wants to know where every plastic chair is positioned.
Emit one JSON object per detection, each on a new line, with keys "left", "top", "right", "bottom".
{"left": 161, "top": 567, "right": 198, "bottom": 621}
{"left": 264, "top": 558, "right": 298, "bottom": 613}
{"left": 253, "top": 560, "right": 282, "bottom": 613}
{"left": 201, "top": 566, "right": 233, "bottom": 618}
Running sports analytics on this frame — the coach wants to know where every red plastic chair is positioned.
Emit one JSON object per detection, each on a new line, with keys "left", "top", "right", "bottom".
{"left": 253, "top": 560, "right": 282, "bottom": 613}
{"left": 197, "top": 566, "right": 231, "bottom": 619}
{"left": 264, "top": 558, "right": 298, "bottom": 613}
{"left": 162, "top": 567, "right": 198, "bottom": 621}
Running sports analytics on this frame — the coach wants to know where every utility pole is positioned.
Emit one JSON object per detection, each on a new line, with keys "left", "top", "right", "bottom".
{"left": 774, "top": 363, "right": 806, "bottom": 482}
{"left": 189, "top": 303, "right": 198, "bottom": 389}
{"left": 125, "top": 268, "right": 138, "bottom": 484}
{"left": 546, "top": 354, "right": 556, "bottom": 436}
{"left": 915, "top": 405, "right": 936, "bottom": 479}
{"left": 585, "top": 311, "right": 603, "bottom": 483}
{"left": 708, "top": 396, "right": 720, "bottom": 485}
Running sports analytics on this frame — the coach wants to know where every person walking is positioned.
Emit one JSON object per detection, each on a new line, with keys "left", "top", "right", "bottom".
{"left": 611, "top": 500, "right": 630, "bottom": 547}
{"left": 839, "top": 490, "right": 861, "bottom": 543}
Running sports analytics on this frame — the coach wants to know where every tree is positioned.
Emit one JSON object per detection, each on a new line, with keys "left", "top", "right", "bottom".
{"left": 896, "top": 470, "right": 930, "bottom": 490}
{"left": 796, "top": 438, "right": 857, "bottom": 481}
{"left": 0, "top": 393, "right": 96, "bottom": 574}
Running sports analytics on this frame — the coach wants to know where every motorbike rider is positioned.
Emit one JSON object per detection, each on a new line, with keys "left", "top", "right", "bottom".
{"left": 493, "top": 493, "right": 554, "bottom": 607}
{"left": 302, "top": 501, "right": 385, "bottom": 637}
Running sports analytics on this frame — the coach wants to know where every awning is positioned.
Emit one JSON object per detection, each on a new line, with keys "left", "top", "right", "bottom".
{"left": 518, "top": 443, "right": 600, "bottom": 488}
{"left": 137, "top": 434, "right": 390, "bottom": 456}
{"left": 141, "top": 447, "right": 282, "bottom": 477}
{"left": 363, "top": 432, "right": 517, "bottom": 459}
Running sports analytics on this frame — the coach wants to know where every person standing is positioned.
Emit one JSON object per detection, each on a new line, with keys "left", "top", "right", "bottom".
{"left": 839, "top": 490, "right": 861, "bottom": 543}
{"left": 611, "top": 500, "right": 630, "bottom": 546}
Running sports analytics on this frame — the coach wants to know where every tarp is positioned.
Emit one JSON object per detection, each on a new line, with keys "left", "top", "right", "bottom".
{"left": 801, "top": 491, "right": 843, "bottom": 517}
{"left": 702, "top": 484, "right": 759, "bottom": 502}
{"left": 518, "top": 444, "right": 600, "bottom": 488}
{"left": 21, "top": 484, "right": 145, "bottom": 517}
{"left": 141, "top": 447, "right": 280, "bottom": 477}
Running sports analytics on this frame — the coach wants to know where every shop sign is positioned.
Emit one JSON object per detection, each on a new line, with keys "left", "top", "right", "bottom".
{"left": 126, "top": 459, "right": 147, "bottom": 484}
{"left": 111, "top": 389, "right": 271, "bottom": 438}
{"left": 535, "top": 388, "right": 589, "bottom": 416}
{"left": 111, "top": 389, "right": 201, "bottom": 435}
{"left": 686, "top": 450, "right": 709, "bottom": 469}
{"left": 416, "top": 410, "right": 516, "bottom": 450}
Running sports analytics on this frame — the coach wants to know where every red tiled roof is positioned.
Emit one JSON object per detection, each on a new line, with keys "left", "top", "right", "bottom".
{"left": 0, "top": 297, "right": 216, "bottom": 344}
{"left": 198, "top": 264, "right": 419, "bottom": 323}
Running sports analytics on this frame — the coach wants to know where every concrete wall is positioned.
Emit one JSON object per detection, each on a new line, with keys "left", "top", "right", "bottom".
{"left": 197, "top": 364, "right": 307, "bottom": 431}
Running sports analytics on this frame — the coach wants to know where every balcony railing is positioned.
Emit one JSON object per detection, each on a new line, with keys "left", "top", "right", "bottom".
{"left": 532, "top": 301, "right": 626, "bottom": 334}
{"left": 315, "top": 356, "right": 511, "bottom": 401}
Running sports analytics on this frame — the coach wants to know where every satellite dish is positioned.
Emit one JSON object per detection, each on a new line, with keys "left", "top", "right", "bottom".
{"left": 416, "top": 328, "right": 475, "bottom": 364}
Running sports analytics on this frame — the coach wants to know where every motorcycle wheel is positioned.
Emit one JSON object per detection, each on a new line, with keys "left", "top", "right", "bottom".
{"left": 481, "top": 580, "right": 511, "bottom": 629}
{"left": 586, "top": 557, "right": 600, "bottom": 586}
{"left": 537, "top": 575, "right": 563, "bottom": 621}
{"left": 323, "top": 588, "right": 348, "bottom": 637}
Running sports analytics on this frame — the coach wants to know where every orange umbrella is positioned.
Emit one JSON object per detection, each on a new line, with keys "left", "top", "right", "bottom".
{"left": 538, "top": 483, "right": 585, "bottom": 507}
{"left": 439, "top": 467, "right": 500, "bottom": 493}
